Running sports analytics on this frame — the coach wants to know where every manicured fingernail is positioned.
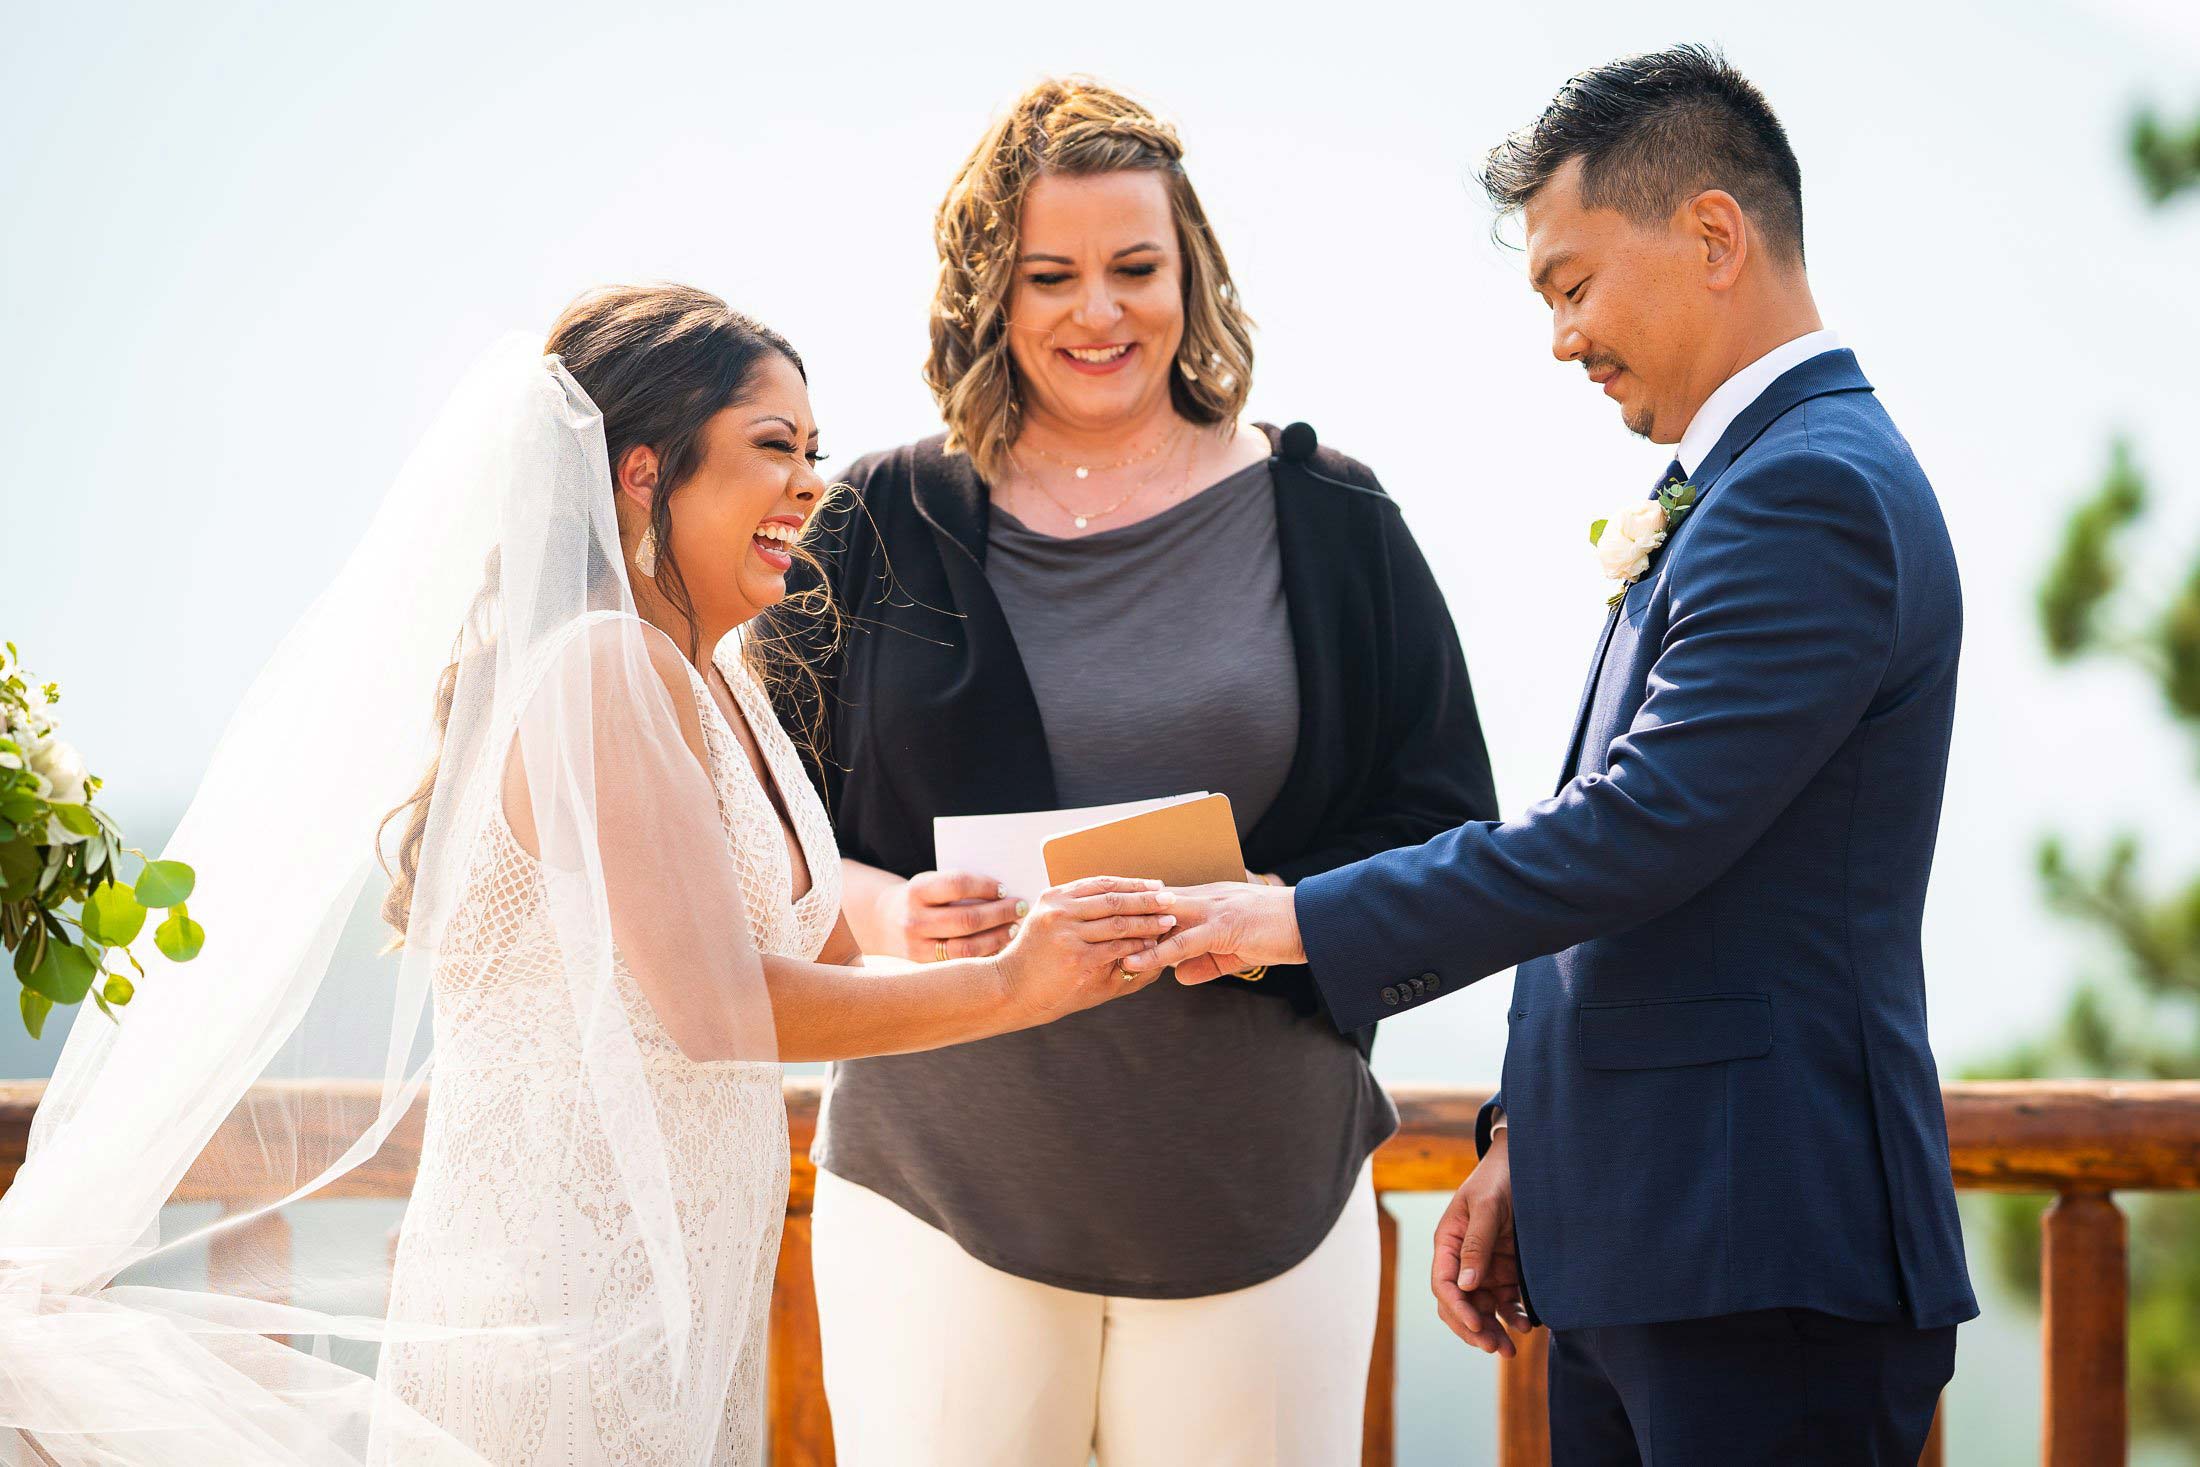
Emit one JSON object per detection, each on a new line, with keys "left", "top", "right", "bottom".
{"left": 1124, "top": 953, "right": 1148, "bottom": 970}
{"left": 1159, "top": 915, "right": 1177, "bottom": 929}
{"left": 1015, "top": 900, "right": 1029, "bottom": 918}
{"left": 1460, "top": 1268, "right": 1476, "bottom": 1290}
{"left": 1144, "top": 879, "right": 1163, "bottom": 888}
{"left": 1155, "top": 891, "right": 1176, "bottom": 906}
{"left": 1007, "top": 923, "right": 1020, "bottom": 939}
{"left": 996, "top": 882, "right": 1007, "bottom": 900}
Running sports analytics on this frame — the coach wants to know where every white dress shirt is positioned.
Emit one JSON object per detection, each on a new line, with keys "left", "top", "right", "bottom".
{"left": 1487, "top": 328, "right": 1843, "bottom": 1148}
{"left": 1673, "top": 328, "right": 1842, "bottom": 478}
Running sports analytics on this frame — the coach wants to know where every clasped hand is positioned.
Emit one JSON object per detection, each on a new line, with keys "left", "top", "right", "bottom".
{"left": 1118, "top": 877, "right": 1305, "bottom": 983}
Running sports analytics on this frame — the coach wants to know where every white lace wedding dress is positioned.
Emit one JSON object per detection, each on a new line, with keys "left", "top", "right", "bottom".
{"left": 384, "top": 624, "right": 839, "bottom": 1465}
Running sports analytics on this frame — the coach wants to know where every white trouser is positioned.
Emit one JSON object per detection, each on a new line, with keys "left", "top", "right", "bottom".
{"left": 810, "top": 1161, "right": 1379, "bottom": 1467}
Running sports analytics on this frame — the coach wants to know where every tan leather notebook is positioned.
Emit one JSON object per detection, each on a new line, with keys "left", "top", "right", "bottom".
{"left": 1042, "top": 793, "right": 1245, "bottom": 889}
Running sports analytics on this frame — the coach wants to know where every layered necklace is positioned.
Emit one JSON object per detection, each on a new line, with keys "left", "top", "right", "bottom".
{"left": 1012, "top": 424, "right": 1190, "bottom": 530}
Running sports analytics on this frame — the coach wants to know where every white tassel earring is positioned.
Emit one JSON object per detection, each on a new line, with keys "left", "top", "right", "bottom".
{"left": 634, "top": 523, "right": 659, "bottom": 579}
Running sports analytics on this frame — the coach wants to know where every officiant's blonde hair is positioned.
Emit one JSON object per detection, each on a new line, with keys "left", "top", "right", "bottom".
{"left": 926, "top": 78, "right": 1255, "bottom": 483}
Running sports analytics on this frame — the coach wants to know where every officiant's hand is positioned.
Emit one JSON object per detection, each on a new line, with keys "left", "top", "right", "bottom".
{"left": 1119, "top": 879, "right": 1305, "bottom": 984}
{"left": 878, "top": 870, "right": 1027, "bottom": 962}
{"left": 1432, "top": 1132, "right": 1529, "bottom": 1357}
{"left": 995, "top": 877, "right": 1177, "bottom": 1026}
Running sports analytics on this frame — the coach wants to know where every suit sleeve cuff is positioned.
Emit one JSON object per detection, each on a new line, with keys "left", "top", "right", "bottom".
{"left": 1475, "top": 1095, "right": 1505, "bottom": 1158}
{"left": 1296, "top": 868, "right": 1391, "bottom": 1032}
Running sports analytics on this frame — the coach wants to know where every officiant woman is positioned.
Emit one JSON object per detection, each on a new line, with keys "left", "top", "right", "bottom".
{"left": 764, "top": 78, "right": 1497, "bottom": 1467}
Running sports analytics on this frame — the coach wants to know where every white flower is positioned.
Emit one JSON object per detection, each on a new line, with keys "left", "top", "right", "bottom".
{"left": 8, "top": 688, "right": 55, "bottom": 751}
{"left": 1595, "top": 501, "right": 1670, "bottom": 584}
{"left": 30, "top": 737, "right": 88, "bottom": 806}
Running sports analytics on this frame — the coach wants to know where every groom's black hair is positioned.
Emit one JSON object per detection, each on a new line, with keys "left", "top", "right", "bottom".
{"left": 1480, "top": 44, "right": 1806, "bottom": 265}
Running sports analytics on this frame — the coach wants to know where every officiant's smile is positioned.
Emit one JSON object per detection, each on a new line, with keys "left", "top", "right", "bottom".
{"left": 1006, "top": 167, "right": 1185, "bottom": 436}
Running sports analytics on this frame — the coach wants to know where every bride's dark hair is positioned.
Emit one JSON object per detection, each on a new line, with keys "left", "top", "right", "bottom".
{"left": 377, "top": 284, "right": 839, "bottom": 938}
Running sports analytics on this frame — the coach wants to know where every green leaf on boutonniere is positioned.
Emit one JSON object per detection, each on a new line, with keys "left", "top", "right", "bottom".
{"left": 1590, "top": 518, "right": 1609, "bottom": 545}
{"left": 51, "top": 804, "right": 97, "bottom": 838}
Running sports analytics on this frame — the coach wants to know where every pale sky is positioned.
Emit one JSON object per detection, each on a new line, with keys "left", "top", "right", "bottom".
{"left": 3, "top": 5, "right": 2198, "bottom": 1457}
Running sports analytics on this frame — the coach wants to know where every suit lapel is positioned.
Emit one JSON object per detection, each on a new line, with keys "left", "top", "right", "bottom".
{"left": 1551, "top": 350, "right": 1877, "bottom": 795}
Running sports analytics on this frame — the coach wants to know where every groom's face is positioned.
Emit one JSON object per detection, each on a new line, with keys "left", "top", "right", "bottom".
{"left": 1523, "top": 158, "right": 1706, "bottom": 444}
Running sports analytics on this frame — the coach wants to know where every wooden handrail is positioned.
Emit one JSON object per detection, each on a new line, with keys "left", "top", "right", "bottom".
{"left": 4, "top": 1077, "right": 2197, "bottom": 1466}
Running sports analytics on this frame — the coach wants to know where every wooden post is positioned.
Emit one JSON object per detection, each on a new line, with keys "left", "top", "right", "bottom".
{"left": 1497, "top": 1327, "right": 1551, "bottom": 1467}
{"left": 767, "top": 1207, "right": 834, "bottom": 1467}
{"left": 1361, "top": 1198, "right": 1398, "bottom": 1467}
{"left": 2041, "top": 1190, "right": 2126, "bottom": 1467}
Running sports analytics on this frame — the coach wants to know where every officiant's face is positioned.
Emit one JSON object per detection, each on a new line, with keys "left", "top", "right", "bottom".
{"left": 1524, "top": 158, "right": 1704, "bottom": 443}
{"left": 655, "top": 352, "right": 826, "bottom": 627}
{"left": 1005, "top": 170, "right": 1186, "bottom": 434}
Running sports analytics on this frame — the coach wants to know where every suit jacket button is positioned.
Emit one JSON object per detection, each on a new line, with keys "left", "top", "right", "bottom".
{"left": 1422, "top": 972, "right": 1440, "bottom": 991}
{"left": 1409, "top": 976, "right": 1426, "bottom": 996}
{"left": 1381, "top": 985, "right": 1401, "bottom": 1007}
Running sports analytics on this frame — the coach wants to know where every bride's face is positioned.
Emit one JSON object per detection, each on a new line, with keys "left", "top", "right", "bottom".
{"left": 653, "top": 353, "right": 826, "bottom": 629}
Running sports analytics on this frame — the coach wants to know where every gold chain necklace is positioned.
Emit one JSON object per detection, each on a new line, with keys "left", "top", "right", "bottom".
{"left": 1012, "top": 426, "right": 1187, "bottom": 530}
{"left": 1020, "top": 425, "right": 1179, "bottom": 481}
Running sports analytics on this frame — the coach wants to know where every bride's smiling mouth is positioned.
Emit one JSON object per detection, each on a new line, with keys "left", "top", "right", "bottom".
{"left": 1056, "top": 342, "right": 1137, "bottom": 376}
{"left": 751, "top": 515, "right": 804, "bottom": 572}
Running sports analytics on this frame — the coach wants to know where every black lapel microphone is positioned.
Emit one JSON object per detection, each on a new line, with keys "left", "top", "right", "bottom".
{"left": 1270, "top": 421, "right": 1395, "bottom": 502}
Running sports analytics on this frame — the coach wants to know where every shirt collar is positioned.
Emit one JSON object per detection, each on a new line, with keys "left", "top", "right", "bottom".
{"left": 1673, "top": 328, "right": 1843, "bottom": 479}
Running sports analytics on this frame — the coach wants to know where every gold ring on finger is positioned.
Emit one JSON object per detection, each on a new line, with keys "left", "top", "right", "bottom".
{"left": 935, "top": 940, "right": 948, "bottom": 963}
{"left": 1118, "top": 964, "right": 1139, "bottom": 983}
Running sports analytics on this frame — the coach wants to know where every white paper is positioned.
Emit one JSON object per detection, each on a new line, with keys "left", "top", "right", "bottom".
{"left": 933, "top": 793, "right": 1210, "bottom": 900}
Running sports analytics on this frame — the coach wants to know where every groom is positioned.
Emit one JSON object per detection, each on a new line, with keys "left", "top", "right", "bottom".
{"left": 1127, "top": 44, "right": 1977, "bottom": 1463}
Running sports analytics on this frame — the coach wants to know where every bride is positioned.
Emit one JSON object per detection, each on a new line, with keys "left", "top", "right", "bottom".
{"left": 0, "top": 284, "right": 1175, "bottom": 1465}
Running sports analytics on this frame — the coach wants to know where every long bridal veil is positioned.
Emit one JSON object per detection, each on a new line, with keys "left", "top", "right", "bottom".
{"left": 0, "top": 338, "right": 782, "bottom": 1463}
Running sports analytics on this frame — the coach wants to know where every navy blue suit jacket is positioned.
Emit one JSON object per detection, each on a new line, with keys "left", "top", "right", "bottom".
{"left": 1298, "top": 351, "right": 1979, "bottom": 1332}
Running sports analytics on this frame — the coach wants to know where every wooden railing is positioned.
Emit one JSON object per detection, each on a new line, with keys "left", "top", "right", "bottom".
{"left": 4, "top": 1078, "right": 2198, "bottom": 1465}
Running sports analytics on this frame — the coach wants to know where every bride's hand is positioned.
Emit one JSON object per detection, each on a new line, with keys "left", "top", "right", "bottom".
{"left": 994, "top": 876, "right": 1177, "bottom": 1027}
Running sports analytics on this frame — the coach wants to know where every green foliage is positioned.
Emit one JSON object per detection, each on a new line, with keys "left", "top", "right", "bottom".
{"left": 1987, "top": 96, "right": 2200, "bottom": 1448}
{"left": 2132, "top": 104, "right": 2200, "bottom": 206}
{"left": 0, "top": 644, "right": 204, "bottom": 1037}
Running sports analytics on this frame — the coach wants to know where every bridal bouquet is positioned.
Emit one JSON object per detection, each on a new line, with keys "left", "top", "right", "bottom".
{"left": 0, "top": 644, "right": 202, "bottom": 1038}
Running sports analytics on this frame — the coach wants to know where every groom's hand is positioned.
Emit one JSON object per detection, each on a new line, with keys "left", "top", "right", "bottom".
{"left": 1118, "top": 880, "right": 1305, "bottom": 984}
{"left": 1432, "top": 1132, "right": 1528, "bottom": 1357}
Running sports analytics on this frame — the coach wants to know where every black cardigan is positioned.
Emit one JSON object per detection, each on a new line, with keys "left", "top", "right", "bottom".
{"left": 766, "top": 422, "right": 1499, "bottom": 1056}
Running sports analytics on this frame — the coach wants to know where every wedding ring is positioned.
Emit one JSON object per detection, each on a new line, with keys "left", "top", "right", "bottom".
{"left": 934, "top": 940, "right": 948, "bottom": 964}
{"left": 1117, "top": 964, "right": 1139, "bottom": 983}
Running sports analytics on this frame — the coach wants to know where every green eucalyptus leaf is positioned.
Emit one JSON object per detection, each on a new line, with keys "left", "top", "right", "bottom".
{"left": 155, "top": 906, "right": 205, "bottom": 963}
{"left": 101, "top": 974, "right": 134, "bottom": 1006}
{"left": 1590, "top": 518, "right": 1609, "bottom": 546}
{"left": 52, "top": 804, "right": 97, "bottom": 837}
{"left": 0, "top": 839, "right": 37, "bottom": 901}
{"left": 134, "top": 860, "right": 195, "bottom": 908}
{"left": 0, "top": 792, "right": 41, "bottom": 824}
{"left": 12, "top": 927, "right": 44, "bottom": 983}
{"left": 20, "top": 938, "right": 97, "bottom": 1003}
{"left": 82, "top": 882, "right": 147, "bottom": 946}
{"left": 20, "top": 987, "right": 51, "bottom": 1040}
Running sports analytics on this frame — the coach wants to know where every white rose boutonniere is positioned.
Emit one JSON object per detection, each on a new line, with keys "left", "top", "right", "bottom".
{"left": 1590, "top": 480, "right": 1700, "bottom": 606}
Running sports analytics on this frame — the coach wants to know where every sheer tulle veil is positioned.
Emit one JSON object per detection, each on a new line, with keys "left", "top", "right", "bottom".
{"left": 0, "top": 337, "right": 781, "bottom": 1463}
